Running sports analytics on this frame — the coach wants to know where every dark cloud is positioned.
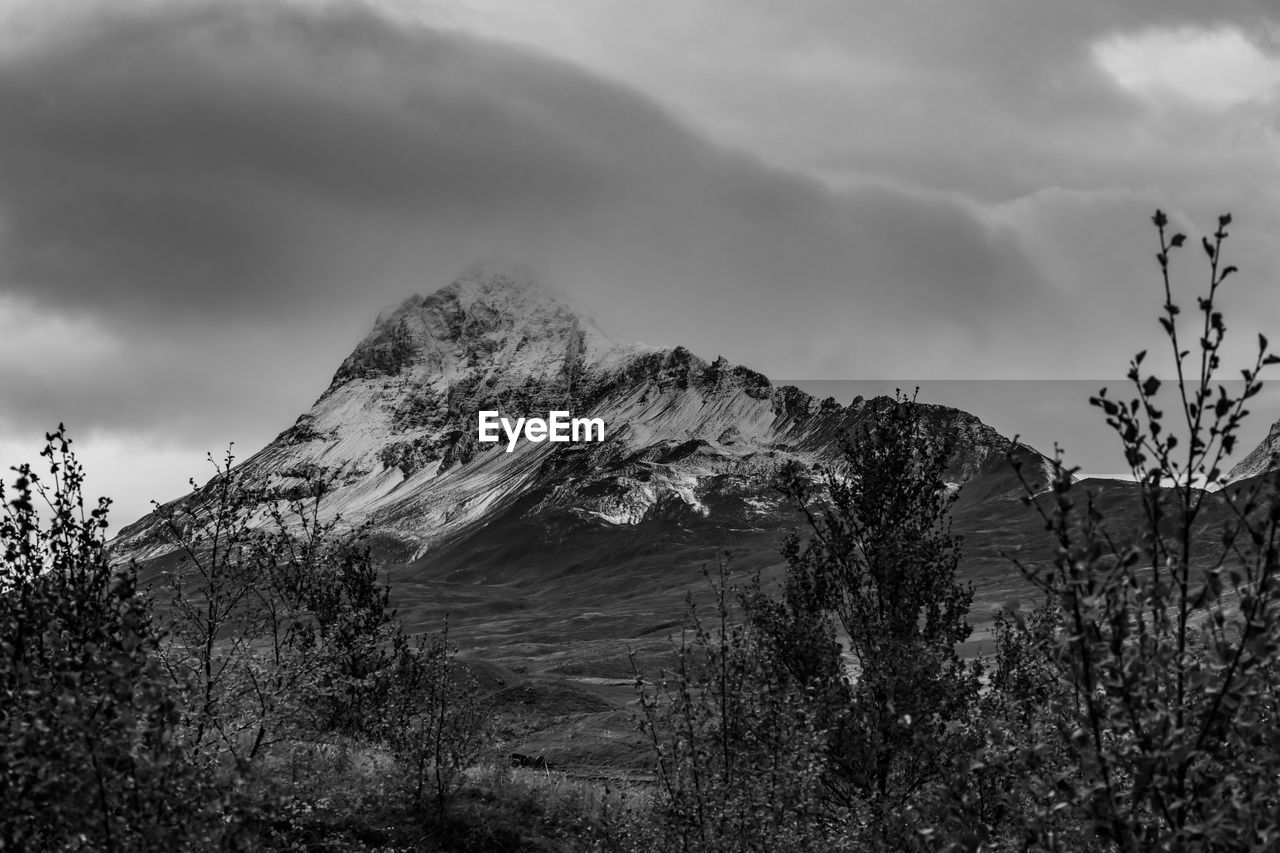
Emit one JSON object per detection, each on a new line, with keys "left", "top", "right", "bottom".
{"left": 0, "top": 5, "right": 633, "bottom": 320}
{"left": 0, "top": 0, "right": 1069, "bottom": 451}
{"left": 7, "top": 0, "right": 1279, "bottom": 534}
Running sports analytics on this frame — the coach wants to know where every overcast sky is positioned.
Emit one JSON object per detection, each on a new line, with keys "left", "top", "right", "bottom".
{"left": 2, "top": 0, "right": 1280, "bottom": 526}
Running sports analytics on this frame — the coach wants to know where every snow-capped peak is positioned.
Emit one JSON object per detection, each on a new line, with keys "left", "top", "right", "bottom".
{"left": 326, "top": 263, "right": 627, "bottom": 396}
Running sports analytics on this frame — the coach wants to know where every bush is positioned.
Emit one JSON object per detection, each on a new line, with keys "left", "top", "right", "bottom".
{"left": 374, "top": 623, "right": 492, "bottom": 815}
{"left": 0, "top": 428, "right": 222, "bottom": 851}
{"left": 149, "top": 449, "right": 497, "bottom": 838}
{"left": 995, "top": 212, "right": 1280, "bottom": 850}
{"left": 153, "top": 454, "right": 398, "bottom": 766}
{"left": 753, "top": 392, "right": 982, "bottom": 846}
{"left": 936, "top": 597, "right": 1083, "bottom": 851}
{"left": 632, "top": 563, "right": 840, "bottom": 853}
{"left": 0, "top": 431, "right": 497, "bottom": 849}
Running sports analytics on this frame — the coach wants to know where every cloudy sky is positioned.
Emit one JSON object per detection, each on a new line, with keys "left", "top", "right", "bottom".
{"left": 2, "top": 0, "right": 1280, "bottom": 525}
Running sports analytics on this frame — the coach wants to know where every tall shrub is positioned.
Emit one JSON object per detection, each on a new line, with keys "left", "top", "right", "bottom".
{"left": 762, "top": 393, "right": 981, "bottom": 815}
{"left": 1004, "top": 212, "right": 1280, "bottom": 850}
{"left": 0, "top": 428, "right": 219, "bottom": 851}
{"left": 634, "top": 565, "right": 838, "bottom": 853}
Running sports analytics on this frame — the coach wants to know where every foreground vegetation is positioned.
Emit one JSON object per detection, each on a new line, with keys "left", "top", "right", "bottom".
{"left": 6, "top": 212, "right": 1280, "bottom": 851}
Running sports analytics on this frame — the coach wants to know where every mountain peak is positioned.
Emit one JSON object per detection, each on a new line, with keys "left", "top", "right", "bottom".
{"left": 329, "top": 263, "right": 623, "bottom": 393}
{"left": 374, "top": 261, "right": 552, "bottom": 327}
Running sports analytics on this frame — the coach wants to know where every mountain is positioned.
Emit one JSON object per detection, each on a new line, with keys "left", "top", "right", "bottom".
{"left": 110, "top": 262, "right": 1061, "bottom": 767}
{"left": 104, "top": 269, "right": 1280, "bottom": 768}
{"left": 113, "top": 265, "right": 1059, "bottom": 685}
{"left": 113, "top": 262, "right": 1047, "bottom": 566}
